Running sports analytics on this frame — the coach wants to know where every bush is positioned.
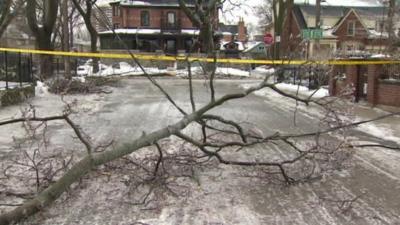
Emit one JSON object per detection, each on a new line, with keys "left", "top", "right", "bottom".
{"left": 48, "top": 77, "right": 119, "bottom": 94}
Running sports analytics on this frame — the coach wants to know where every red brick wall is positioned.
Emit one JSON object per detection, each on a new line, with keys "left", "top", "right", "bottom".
{"left": 376, "top": 81, "right": 400, "bottom": 107}
{"left": 329, "top": 65, "right": 356, "bottom": 98}
{"left": 237, "top": 19, "right": 246, "bottom": 42}
{"left": 330, "top": 64, "right": 400, "bottom": 107}
{"left": 112, "top": 7, "right": 196, "bottom": 29}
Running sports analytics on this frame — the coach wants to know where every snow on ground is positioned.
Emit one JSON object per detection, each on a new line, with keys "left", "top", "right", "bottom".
{"left": 35, "top": 81, "right": 49, "bottom": 96}
{"left": 241, "top": 82, "right": 329, "bottom": 101}
{"left": 176, "top": 66, "right": 251, "bottom": 77}
{"left": 275, "top": 83, "right": 329, "bottom": 98}
{"left": 0, "top": 81, "right": 31, "bottom": 90}
{"left": 82, "top": 63, "right": 253, "bottom": 77}
{"left": 252, "top": 66, "right": 275, "bottom": 75}
{"left": 356, "top": 119, "right": 400, "bottom": 143}
{"left": 76, "top": 60, "right": 276, "bottom": 78}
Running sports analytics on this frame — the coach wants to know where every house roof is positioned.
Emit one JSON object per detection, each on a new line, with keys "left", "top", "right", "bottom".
{"left": 298, "top": 4, "right": 385, "bottom": 20}
{"left": 294, "top": 0, "right": 383, "bottom": 7}
{"left": 332, "top": 8, "right": 369, "bottom": 34}
{"left": 293, "top": 6, "right": 307, "bottom": 29}
{"left": 243, "top": 42, "right": 267, "bottom": 53}
{"left": 219, "top": 23, "right": 238, "bottom": 35}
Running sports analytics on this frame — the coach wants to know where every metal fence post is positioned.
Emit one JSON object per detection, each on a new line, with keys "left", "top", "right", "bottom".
{"left": 56, "top": 58, "right": 59, "bottom": 75}
{"left": 18, "top": 52, "right": 22, "bottom": 87}
{"left": 4, "top": 51, "right": 8, "bottom": 90}
{"left": 29, "top": 53, "right": 33, "bottom": 82}
{"left": 75, "top": 58, "right": 78, "bottom": 76}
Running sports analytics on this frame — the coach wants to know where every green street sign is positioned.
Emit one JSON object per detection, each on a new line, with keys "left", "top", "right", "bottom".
{"left": 302, "top": 29, "right": 323, "bottom": 40}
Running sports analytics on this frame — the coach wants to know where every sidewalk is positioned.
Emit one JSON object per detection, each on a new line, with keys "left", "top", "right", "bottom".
{"left": 352, "top": 101, "right": 400, "bottom": 144}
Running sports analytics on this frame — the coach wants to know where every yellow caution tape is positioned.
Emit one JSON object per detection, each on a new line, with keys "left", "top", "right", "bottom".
{"left": 1, "top": 47, "right": 399, "bottom": 65}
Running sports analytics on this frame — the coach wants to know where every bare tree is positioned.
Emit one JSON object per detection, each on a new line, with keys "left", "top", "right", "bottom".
{"left": 61, "top": 0, "right": 71, "bottom": 78}
{"left": 272, "top": 0, "right": 294, "bottom": 59}
{"left": 255, "top": 0, "right": 273, "bottom": 28}
{"left": 179, "top": 0, "right": 219, "bottom": 54}
{"left": 0, "top": 0, "right": 24, "bottom": 39}
{"left": 26, "top": 0, "right": 59, "bottom": 79}
{"left": 387, "top": 0, "right": 397, "bottom": 53}
{"left": 0, "top": 1, "right": 399, "bottom": 224}
{"left": 71, "top": 0, "right": 99, "bottom": 73}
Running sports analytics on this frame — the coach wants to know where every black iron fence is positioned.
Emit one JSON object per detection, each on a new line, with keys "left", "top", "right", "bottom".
{"left": 0, "top": 52, "right": 34, "bottom": 90}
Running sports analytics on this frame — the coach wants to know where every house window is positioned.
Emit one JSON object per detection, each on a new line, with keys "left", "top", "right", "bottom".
{"left": 113, "top": 23, "right": 119, "bottom": 29}
{"left": 375, "top": 20, "right": 386, "bottom": 32}
{"left": 113, "top": 5, "right": 120, "bottom": 16}
{"left": 141, "top": 11, "right": 150, "bottom": 27}
{"left": 347, "top": 21, "right": 356, "bottom": 36}
{"left": 167, "top": 12, "right": 176, "bottom": 26}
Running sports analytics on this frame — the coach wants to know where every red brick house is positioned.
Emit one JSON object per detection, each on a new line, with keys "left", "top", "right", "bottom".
{"left": 99, "top": 0, "right": 219, "bottom": 54}
{"left": 219, "top": 18, "right": 248, "bottom": 43}
{"left": 280, "top": 2, "right": 397, "bottom": 59}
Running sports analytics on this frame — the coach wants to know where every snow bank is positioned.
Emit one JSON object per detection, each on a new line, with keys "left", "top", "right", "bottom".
{"left": 242, "top": 82, "right": 329, "bottom": 99}
{"left": 77, "top": 60, "right": 278, "bottom": 78}
{"left": 356, "top": 118, "right": 400, "bottom": 143}
{"left": 79, "top": 62, "right": 169, "bottom": 77}
{"left": 252, "top": 66, "right": 275, "bottom": 74}
{"left": 275, "top": 83, "right": 329, "bottom": 98}
{"left": 35, "top": 81, "right": 49, "bottom": 96}
{"left": 176, "top": 66, "right": 250, "bottom": 77}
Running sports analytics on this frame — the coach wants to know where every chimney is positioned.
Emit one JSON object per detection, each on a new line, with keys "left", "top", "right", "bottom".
{"left": 237, "top": 17, "right": 246, "bottom": 42}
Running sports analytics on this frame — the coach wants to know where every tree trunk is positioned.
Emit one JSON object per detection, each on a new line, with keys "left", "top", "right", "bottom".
{"left": 61, "top": 0, "right": 71, "bottom": 79}
{"left": 26, "top": 0, "right": 59, "bottom": 79}
{"left": 70, "top": 0, "right": 99, "bottom": 74}
{"left": 89, "top": 29, "right": 99, "bottom": 73}
{"left": 37, "top": 31, "right": 54, "bottom": 80}
{"left": 0, "top": 0, "right": 13, "bottom": 39}
{"left": 387, "top": 0, "right": 396, "bottom": 53}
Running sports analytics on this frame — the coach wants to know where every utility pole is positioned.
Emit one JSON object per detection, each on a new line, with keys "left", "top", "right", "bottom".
{"left": 315, "top": 0, "right": 321, "bottom": 54}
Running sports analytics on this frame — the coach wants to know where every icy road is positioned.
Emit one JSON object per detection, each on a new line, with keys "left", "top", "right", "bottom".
{"left": 0, "top": 78, "right": 399, "bottom": 225}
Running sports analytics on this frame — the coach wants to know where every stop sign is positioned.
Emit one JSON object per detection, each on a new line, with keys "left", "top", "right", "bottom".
{"left": 264, "top": 33, "right": 274, "bottom": 44}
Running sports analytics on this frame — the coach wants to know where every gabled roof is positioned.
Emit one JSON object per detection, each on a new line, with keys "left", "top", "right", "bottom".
{"left": 293, "top": 6, "right": 307, "bottom": 29}
{"left": 332, "top": 8, "right": 369, "bottom": 34}
{"left": 243, "top": 42, "right": 267, "bottom": 53}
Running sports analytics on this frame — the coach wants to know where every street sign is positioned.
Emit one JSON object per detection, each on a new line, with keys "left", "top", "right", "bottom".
{"left": 264, "top": 33, "right": 274, "bottom": 45}
{"left": 302, "top": 29, "right": 323, "bottom": 40}
{"left": 275, "top": 35, "right": 281, "bottom": 43}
